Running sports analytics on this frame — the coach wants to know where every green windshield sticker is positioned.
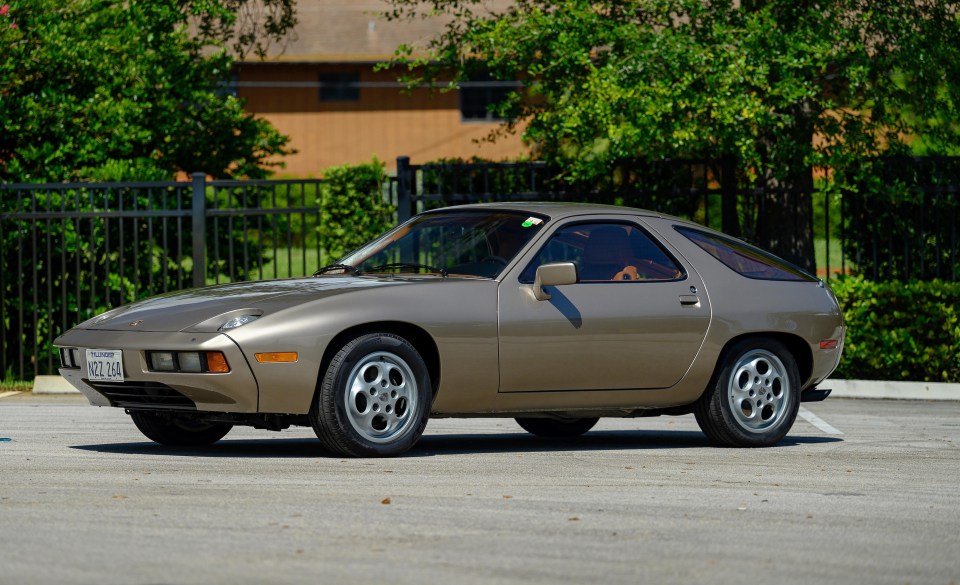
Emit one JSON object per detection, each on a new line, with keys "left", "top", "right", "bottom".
{"left": 522, "top": 217, "right": 543, "bottom": 228}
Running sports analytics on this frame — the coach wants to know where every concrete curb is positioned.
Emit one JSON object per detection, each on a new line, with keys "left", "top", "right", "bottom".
{"left": 825, "top": 379, "right": 960, "bottom": 401}
{"left": 28, "top": 375, "right": 960, "bottom": 400}
{"left": 32, "top": 375, "right": 81, "bottom": 395}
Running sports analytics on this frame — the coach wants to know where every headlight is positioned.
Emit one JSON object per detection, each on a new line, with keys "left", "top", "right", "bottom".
{"left": 149, "top": 352, "right": 177, "bottom": 371}
{"left": 146, "top": 351, "right": 231, "bottom": 373}
{"left": 219, "top": 315, "right": 260, "bottom": 331}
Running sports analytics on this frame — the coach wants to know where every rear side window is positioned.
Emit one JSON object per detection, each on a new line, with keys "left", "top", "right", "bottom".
{"left": 675, "top": 226, "right": 816, "bottom": 282}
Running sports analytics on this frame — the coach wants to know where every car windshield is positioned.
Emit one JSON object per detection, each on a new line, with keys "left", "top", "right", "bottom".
{"left": 332, "top": 210, "right": 549, "bottom": 278}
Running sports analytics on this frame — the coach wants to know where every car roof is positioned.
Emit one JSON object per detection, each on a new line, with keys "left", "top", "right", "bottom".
{"left": 422, "top": 202, "right": 684, "bottom": 222}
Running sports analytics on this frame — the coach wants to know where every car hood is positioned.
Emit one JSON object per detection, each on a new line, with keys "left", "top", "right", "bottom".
{"left": 76, "top": 276, "right": 414, "bottom": 333}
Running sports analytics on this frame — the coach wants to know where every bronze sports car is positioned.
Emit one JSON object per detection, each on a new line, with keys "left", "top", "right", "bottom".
{"left": 55, "top": 203, "right": 844, "bottom": 456}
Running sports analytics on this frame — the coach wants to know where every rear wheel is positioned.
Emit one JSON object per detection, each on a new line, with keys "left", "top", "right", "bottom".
{"left": 695, "top": 337, "right": 800, "bottom": 447}
{"left": 515, "top": 417, "right": 599, "bottom": 438}
{"left": 310, "top": 333, "right": 432, "bottom": 457}
{"left": 130, "top": 412, "right": 232, "bottom": 447}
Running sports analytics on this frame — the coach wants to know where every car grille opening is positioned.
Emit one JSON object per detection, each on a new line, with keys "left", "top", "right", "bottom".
{"left": 84, "top": 380, "right": 197, "bottom": 411}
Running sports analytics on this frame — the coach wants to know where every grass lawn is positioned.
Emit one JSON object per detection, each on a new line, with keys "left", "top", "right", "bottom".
{"left": 204, "top": 247, "right": 327, "bottom": 285}
{"left": 0, "top": 379, "right": 33, "bottom": 392}
{"left": 256, "top": 246, "right": 325, "bottom": 280}
{"left": 815, "top": 236, "right": 852, "bottom": 279}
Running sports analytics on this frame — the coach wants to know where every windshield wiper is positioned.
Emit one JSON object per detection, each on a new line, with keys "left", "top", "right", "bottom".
{"left": 364, "top": 262, "right": 448, "bottom": 277}
{"left": 312, "top": 263, "right": 361, "bottom": 277}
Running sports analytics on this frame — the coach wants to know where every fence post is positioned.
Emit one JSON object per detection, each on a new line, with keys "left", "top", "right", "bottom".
{"left": 191, "top": 172, "right": 207, "bottom": 289}
{"left": 720, "top": 154, "right": 740, "bottom": 237}
{"left": 396, "top": 156, "right": 412, "bottom": 224}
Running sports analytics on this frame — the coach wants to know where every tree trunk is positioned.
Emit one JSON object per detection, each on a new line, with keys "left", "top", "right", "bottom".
{"left": 751, "top": 102, "right": 817, "bottom": 275}
{"left": 756, "top": 168, "right": 816, "bottom": 274}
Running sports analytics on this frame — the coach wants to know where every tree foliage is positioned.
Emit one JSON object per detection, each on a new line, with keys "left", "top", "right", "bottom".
{"left": 383, "top": 0, "right": 960, "bottom": 270}
{"left": 0, "top": 0, "right": 296, "bottom": 182}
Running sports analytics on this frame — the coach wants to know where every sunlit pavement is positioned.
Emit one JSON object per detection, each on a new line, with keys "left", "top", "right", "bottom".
{"left": 1, "top": 396, "right": 958, "bottom": 585}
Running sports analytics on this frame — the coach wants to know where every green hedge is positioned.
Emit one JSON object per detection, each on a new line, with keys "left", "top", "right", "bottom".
{"left": 317, "top": 158, "right": 395, "bottom": 260}
{"left": 831, "top": 276, "right": 960, "bottom": 382}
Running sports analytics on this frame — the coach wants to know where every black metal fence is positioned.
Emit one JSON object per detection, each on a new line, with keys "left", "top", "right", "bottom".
{"left": 1, "top": 174, "right": 329, "bottom": 380}
{"left": 394, "top": 155, "right": 959, "bottom": 283}
{"left": 3, "top": 155, "right": 958, "bottom": 381}
{"left": 394, "top": 155, "right": 739, "bottom": 231}
{"left": 839, "top": 156, "right": 959, "bottom": 282}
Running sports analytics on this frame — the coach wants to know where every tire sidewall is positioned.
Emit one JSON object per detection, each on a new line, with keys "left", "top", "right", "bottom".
{"left": 710, "top": 338, "right": 800, "bottom": 447}
{"left": 130, "top": 411, "right": 232, "bottom": 447}
{"left": 319, "top": 333, "right": 432, "bottom": 457}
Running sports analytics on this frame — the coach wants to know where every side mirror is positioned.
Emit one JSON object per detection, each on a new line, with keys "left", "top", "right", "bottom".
{"left": 533, "top": 262, "right": 577, "bottom": 301}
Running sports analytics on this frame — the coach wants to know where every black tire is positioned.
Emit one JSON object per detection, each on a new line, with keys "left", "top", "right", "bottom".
{"left": 310, "top": 333, "right": 432, "bottom": 457}
{"left": 694, "top": 337, "right": 800, "bottom": 447}
{"left": 130, "top": 412, "right": 232, "bottom": 447}
{"left": 515, "top": 417, "right": 600, "bottom": 438}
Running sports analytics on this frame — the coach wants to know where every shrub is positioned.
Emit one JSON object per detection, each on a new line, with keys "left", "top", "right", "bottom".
{"left": 831, "top": 276, "right": 960, "bottom": 382}
{"left": 317, "top": 159, "right": 395, "bottom": 260}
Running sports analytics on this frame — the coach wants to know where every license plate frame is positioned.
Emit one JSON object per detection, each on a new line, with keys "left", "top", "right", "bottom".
{"left": 85, "top": 349, "right": 124, "bottom": 383}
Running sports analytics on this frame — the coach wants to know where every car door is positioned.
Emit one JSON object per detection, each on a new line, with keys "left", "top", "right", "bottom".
{"left": 497, "top": 218, "right": 711, "bottom": 392}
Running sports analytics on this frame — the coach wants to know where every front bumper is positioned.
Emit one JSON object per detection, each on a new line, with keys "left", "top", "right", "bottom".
{"left": 55, "top": 329, "right": 259, "bottom": 413}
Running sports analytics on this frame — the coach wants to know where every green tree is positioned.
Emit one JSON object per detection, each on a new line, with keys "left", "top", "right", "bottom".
{"left": 0, "top": 0, "right": 297, "bottom": 380}
{"left": 383, "top": 0, "right": 960, "bottom": 271}
{"left": 0, "top": 0, "right": 295, "bottom": 182}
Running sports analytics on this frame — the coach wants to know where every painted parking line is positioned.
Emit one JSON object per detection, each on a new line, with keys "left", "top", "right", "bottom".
{"left": 0, "top": 391, "right": 22, "bottom": 399}
{"left": 798, "top": 406, "right": 844, "bottom": 435}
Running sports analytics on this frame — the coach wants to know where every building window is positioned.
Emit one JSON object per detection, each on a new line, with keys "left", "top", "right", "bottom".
{"left": 460, "top": 75, "right": 515, "bottom": 121}
{"left": 219, "top": 72, "right": 239, "bottom": 98}
{"left": 319, "top": 72, "right": 360, "bottom": 102}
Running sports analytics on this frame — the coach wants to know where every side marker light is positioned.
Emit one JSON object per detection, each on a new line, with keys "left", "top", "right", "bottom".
{"left": 255, "top": 352, "right": 299, "bottom": 363}
{"left": 819, "top": 340, "right": 839, "bottom": 350}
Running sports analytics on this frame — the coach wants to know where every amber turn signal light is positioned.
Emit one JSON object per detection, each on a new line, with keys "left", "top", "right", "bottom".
{"left": 255, "top": 352, "right": 299, "bottom": 363}
{"left": 206, "top": 351, "right": 231, "bottom": 372}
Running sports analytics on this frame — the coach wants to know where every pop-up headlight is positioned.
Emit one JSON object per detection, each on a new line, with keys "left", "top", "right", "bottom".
{"left": 220, "top": 315, "right": 260, "bottom": 331}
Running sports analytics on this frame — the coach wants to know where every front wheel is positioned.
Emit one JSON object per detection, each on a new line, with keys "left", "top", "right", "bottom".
{"left": 694, "top": 338, "right": 800, "bottom": 447}
{"left": 310, "top": 333, "right": 432, "bottom": 457}
{"left": 515, "top": 417, "right": 599, "bottom": 438}
{"left": 130, "top": 412, "right": 232, "bottom": 447}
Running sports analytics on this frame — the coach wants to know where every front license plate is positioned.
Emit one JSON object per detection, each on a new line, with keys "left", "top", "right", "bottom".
{"left": 86, "top": 349, "right": 124, "bottom": 383}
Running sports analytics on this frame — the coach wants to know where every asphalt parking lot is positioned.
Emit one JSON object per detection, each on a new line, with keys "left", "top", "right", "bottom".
{"left": 1, "top": 394, "right": 958, "bottom": 585}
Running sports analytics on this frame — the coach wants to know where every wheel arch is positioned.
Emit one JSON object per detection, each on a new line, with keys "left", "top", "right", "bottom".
{"left": 714, "top": 332, "right": 813, "bottom": 388}
{"left": 317, "top": 321, "right": 441, "bottom": 397}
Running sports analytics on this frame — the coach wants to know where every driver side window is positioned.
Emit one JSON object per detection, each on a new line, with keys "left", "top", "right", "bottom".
{"left": 520, "top": 222, "right": 684, "bottom": 283}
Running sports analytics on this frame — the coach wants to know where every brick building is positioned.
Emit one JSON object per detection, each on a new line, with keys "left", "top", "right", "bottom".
{"left": 235, "top": 1, "right": 527, "bottom": 176}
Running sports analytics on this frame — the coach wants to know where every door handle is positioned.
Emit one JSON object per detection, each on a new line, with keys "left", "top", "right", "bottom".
{"left": 679, "top": 295, "right": 700, "bottom": 307}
